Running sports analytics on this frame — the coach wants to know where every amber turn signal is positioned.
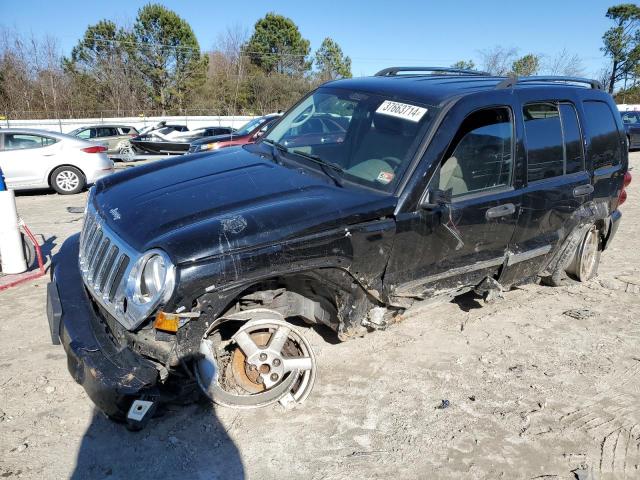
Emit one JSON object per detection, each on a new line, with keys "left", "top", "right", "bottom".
{"left": 153, "top": 311, "right": 180, "bottom": 333}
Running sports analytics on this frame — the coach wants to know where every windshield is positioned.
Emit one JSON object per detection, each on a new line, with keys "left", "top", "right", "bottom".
{"left": 264, "top": 88, "right": 436, "bottom": 192}
{"left": 236, "top": 117, "right": 269, "bottom": 136}
{"left": 622, "top": 111, "right": 640, "bottom": 124}
{"left": 68, "top": 127, "right": 83, "bottom": 136}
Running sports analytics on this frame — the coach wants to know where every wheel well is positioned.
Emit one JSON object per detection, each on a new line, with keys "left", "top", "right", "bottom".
{"left": 48, "top": 164, "right": 86, "bottom": 188}
{"left": 217, "top": 274, "right": 341, "bottom": 330}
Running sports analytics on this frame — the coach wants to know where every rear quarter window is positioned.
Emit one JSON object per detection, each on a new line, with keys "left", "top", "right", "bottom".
{"left": 583, "top": 100, "right": 621, "bottom": 168}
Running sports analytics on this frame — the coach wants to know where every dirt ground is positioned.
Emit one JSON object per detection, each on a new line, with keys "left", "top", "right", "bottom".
{"left": 1, "top": 154, "right": 639, "bottom": 480}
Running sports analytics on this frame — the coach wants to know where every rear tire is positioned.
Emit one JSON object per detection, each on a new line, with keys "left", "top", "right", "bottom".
{"left": 51, "top": 166, "right": 85, "bottom": 195}
{"left": 566, "top": 225, "right": 601, "bottom": 282}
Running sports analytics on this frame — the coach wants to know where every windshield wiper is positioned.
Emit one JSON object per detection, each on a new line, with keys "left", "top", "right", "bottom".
{"left": 291, "top": 149, "right": 344, "bottom": 187}
{"left": 262, "top": 138, "right": 287, "bottom": 165}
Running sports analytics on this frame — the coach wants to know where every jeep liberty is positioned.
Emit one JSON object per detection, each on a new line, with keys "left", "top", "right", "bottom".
{"left": 46, "top": 67, "right": 632, "bottom": 426}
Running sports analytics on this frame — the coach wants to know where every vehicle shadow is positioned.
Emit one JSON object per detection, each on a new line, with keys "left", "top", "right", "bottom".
{"left": 70, "top": 402, "right": 245, "bottom": 479}
{"left": 39, "top": 235, "right": 57, "bottom": 264}
{"left": 452, "top": 291, "right": 484, "bottom": 312}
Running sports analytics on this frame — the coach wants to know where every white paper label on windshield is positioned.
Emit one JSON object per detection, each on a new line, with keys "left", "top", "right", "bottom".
{"left": 376, "top": 100, "right": 427, "bottom": 122}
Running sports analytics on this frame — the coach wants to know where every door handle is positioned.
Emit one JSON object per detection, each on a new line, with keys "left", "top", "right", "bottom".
{"left": 573, "top": 184, "right": 594, "bottom": 197}
{"left": 485, "top": 203, "right": 516, "bottom": 220}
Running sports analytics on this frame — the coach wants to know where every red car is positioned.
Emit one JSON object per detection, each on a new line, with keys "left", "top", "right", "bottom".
{"left": 188, "top": 114, "right": 281, "bottom": 153}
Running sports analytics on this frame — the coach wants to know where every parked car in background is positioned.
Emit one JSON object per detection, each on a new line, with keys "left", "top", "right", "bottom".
{"left": 130, "top": 123, "right": 192, "bottom": 154}
{"left": 0, "top": 128, "right": 114, "bottom": 194}
{"left": 621, "top": 110, "right": 640, "bottom": 149}
{"left": 188, "top": 114, "right": 281, "bottom": 153}
{"left": 129, "top": 126, "right": 236, "bottom": 155}
{"left": 68, "top": 125, "right": 139, "bottom": 154}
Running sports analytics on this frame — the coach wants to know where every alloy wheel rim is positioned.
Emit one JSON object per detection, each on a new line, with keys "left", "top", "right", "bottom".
{"left": 580, "top": 227, "right": 598, "bottom": 280}
{"left": 56, "top": 171, "right": 79, "bottom": 191}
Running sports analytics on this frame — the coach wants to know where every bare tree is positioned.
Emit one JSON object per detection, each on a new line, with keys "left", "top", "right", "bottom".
{"left": 596, "top": 65, "right": 613, "bottom": 91}
{"left": 543, "top": 49, "right": 585, "bottom": 76}
{"left": 479, "top": 46, "right": 519, "bottom": 76}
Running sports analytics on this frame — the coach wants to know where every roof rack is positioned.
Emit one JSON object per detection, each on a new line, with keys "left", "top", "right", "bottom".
{"left": 496, "top": 76, "right": 603, "bottom": 90}
{"left": 375, "top": 66, "right": 490, "bottom": 77}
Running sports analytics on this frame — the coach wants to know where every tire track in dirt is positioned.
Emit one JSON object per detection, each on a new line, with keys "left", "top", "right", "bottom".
{"left": 560, "top": 360, "right": 640, "bottom": 478}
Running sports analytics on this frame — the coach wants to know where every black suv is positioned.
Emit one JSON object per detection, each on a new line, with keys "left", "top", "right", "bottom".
{"left": 47, "top": 67, "right": 632, "bottom": 425}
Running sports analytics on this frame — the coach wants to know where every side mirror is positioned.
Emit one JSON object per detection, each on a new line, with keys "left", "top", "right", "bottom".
{"left": 420, "top": 188, "right": 452, "bottom": 210}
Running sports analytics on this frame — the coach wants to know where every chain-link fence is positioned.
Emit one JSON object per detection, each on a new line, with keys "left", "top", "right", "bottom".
{"left": 1, "top": 114, "right": 259, "bottom": 134}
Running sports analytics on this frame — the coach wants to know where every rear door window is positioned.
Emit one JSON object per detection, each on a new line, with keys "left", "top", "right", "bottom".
{"left": 97, "top": 127, "right": 118, "bottom": 137}
{"left": 559, "top": 103, "right": 585, "bottom": 174}
{"left": 583, "top": 100, "right": 621, "bottom": 168}
{"left": 524, "top": 103, "right": 564, "bottom": 181}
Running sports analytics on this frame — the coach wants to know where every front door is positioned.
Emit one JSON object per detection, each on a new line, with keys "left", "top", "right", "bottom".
{"left": 385, "top": 105, "right": 521, "bottom": 298}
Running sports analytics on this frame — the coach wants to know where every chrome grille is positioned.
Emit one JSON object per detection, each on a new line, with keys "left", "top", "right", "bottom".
{"left": 79, "top": 204, "right": 136, "bottom": 329}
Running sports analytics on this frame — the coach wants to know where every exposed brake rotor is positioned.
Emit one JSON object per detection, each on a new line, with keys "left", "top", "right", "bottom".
{"left": 196, "top": 313, "right": 317, "bottom": 409}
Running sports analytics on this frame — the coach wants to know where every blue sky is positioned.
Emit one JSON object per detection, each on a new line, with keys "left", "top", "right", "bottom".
{"left": 0, "top": 0, "right": 616, "bottom": 77}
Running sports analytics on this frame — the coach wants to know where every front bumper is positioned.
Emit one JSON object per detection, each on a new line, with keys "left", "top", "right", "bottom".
{"left": 46, "top": 234, "right": 159, "bottom": 419}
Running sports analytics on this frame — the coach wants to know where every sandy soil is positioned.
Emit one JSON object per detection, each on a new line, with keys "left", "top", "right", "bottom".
{"left": 1, "top": 155, "right": 639, "bottom": 480}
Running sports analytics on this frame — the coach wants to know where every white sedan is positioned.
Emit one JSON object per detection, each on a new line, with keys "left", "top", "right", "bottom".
{"left": 0, "top": 128, "right": 114, "bottom": 194}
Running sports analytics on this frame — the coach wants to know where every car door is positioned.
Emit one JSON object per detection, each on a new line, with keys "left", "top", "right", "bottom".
{"left": 96, "top": 127, "right": 119, "bottom": 151}
{"left": 500, "top": 93, "right": 592, "bottom": 284}
{"left": 0, "top": 132, "right": 60, "bottom": 187}
{"left": 384, "top": 101, "right": 522, "bottom": 298}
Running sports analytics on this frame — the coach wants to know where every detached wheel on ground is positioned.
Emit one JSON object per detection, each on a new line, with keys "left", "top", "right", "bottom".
{"left": 51, "top": 166, "right": 85, "bottom": 195}
{"left": 566, "top": 224, "right": 601, "bottom": 282}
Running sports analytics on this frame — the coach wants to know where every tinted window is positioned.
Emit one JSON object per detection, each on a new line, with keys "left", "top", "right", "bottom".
{"left": 583, "top": 101, "right": 621, "bottom": 168}
{"left": 437, "top": 107, "right": 513, "bottom": 197}
{"left": 97, "top": 127, "right": 118, "bottom": 137}
{"left": 524, "top": 103, "right": 564, "bottom": 181}
{"left": 4, "top": 134, "right": 56, "bottom": 150}
{"left": 119, "top": 127, "right": 132, "bottom": 134}
{"left": 559, "top": 103, "right": 585, "bottom": 174}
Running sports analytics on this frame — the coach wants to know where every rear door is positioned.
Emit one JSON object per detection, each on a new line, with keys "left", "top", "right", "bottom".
{"left": 96, "top": 127, "right": 120, "bottom": 151}
{"left": 502, "top": 92, "right": 591, "bottom": 282}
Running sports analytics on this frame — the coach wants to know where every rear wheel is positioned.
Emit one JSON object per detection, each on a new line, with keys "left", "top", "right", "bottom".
{"left": 51, "top": 166, "right": 85, "bottom": 195}
{"left": 566, "top": 225, "right": 601, "bottom": 282}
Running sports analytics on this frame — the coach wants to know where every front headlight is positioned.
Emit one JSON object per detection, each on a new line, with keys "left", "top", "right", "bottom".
{"left": 123, "top": 249, "right": 175, "bottom": 321}
{"left": 138, "top": 254, "right": 169, "bottom": 303}
{"left": 207, "top": 143, "right": 221, "bottom": 151}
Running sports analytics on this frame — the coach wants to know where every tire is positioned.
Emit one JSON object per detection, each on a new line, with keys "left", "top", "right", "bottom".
{"left": 51, "top": 166, "right": 85, "bottom": 195}
{"left": 566, "top": 225, "right": 601, "bottom": 282}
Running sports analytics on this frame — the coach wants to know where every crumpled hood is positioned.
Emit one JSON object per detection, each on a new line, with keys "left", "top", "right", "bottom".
{"left": 93, "top": 146, "right": 395, "bottom": 264}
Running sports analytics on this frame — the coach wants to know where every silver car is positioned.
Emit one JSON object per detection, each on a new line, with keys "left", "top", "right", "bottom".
{"left": 0, "top": 128, "right": 114, "bottom": 194}
{"left": 68, "top": 124, "right": 139, "bottom": 153}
